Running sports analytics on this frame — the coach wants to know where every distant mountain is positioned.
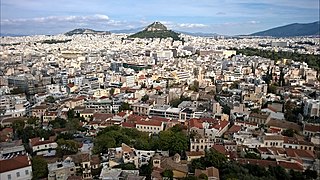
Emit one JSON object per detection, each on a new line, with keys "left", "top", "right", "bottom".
{"left": 0, "top": 33, "right": 27, "bottom": 37}
{"left": 177, "top": 31, "right": 220, "bottom": 37}
{"left": 110, "top": 27, "right": 143, "bottom": 34}
{"left": 65, "top": 28, "right": 111, "bottom": 36}
{"left": 251, "top": 21, "right": 320, "bottom": 37}
{"left": 129, "top": 22, "right": 181, "bottom": 40}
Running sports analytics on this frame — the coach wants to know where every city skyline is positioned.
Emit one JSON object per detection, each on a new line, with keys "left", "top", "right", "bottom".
{"left": 0, "top": 0, "right": 319, "bottom": 35}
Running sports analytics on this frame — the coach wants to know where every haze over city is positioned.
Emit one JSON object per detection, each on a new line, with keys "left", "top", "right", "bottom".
{"left": 1, "top": 0, "right": 319, "bottom": 35}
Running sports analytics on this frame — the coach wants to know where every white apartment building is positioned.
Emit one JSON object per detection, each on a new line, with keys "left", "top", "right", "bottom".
{"left": 304, "top": 99, "right": 320, "bottom": 117}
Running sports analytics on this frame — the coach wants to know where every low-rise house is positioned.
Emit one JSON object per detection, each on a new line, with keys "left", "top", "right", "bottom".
{"left": 151, "top": 153, "right": 188, "bottom": 179}
{"left": 132, "top": 103, "right": 151, "bottom": 116}
{"left": 135, "top": 119, "right": 164, "bottom": 134}
{"left": 43, "top": 111, "right": 59, "bottom": 122}
{"left": 286, "top": 148, "right": 316, "bottom": 169}
{"left": 186, "top": 151, "right": 205, "bottom": 162}
{"left": 190, "top": 136, "right": 215, "bottom": 152}
{"left": 195, "top": 167, "right": 220, "bottom": 180}
{"left": 48, "top": 157, "right": 76, "bottom": 180}
{"left": 99, "top": 168, "right": 144, "bottom": 180}
{"left": 0, "top": 140, "right": 26, "bottom": 159}
{"left": 283, "top": 136, "right": 314, "bottom": 151}
{"left": 0, "top": 155, "right": 32, "bottom": 180}
{"left": 108, "top": 143, "right": 139, "bottom": 168}
{"left": 263, "top": 134, "right": 284, "bottom": 148}
{"left": 29, "top": 136, "right": 57, "bottom": 156}
{"left": 80, "top": 109, "right": 95, "bottom": 121}
{"left": 31, "top": 105, "right": 49, "bottom": 119}
{"left": 266, "top": 119, "right": 301, "bottom": 132}
{"left": 303, "top": 123, "right": 320, "bottom": 137}
{"left": 248, "top": 111, "right": 271, "bottom": 125}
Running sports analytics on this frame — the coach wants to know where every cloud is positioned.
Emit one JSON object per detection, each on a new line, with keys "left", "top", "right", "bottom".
{"left": 216, "top": 12, "right": 226, "bottom": 15}
{"left": 1, "top": 14, "right": 111, "bottom": 25}
{"left": 248, "top": 20, "right": 260, "bottom": 24}
{"left": 178, "top": 23, "right": 208, "bottom": 28}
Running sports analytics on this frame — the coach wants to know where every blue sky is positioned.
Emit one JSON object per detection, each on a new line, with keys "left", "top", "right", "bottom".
{"left": 1, "top": 0, "right": 319, "bottom": 35}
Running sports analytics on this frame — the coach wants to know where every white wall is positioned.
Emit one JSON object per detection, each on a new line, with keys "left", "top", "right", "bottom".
{"left": 1, "top": 166, "right": 32, "bottom": 180}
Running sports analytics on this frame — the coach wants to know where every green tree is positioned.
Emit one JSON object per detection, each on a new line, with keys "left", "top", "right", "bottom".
{"left": 67, "top": 109, "right": 75, "bottom": 119}
{"left": 198, "top": 173, "right": 208, "bottom": 180}
{"left": 119, "top": 102, "right": 132, "bottom": 112}
{"left": 93, "top": 135, "right": 116, "bottom": 154}
{"left": 56, "top": 139, "right": 79, "bottom": 157}
{"left": 45, "top": 96, "right": 55, "bottom": 103}
{"left": 109, "top": 88, "right": 115, "bottom": 96}
{"left": 162, "top": 169, "right": 174, "bottom": 180}
{"left": 141, "top": 94, "right": 149, "bottom": 103}
{"left": 32, "top": 156, "right": 48, "bottom": 180}
{"left": 66, "top": 118, "right": 80, "bottom": 133}
{"left": 281, "top": 128, "right": 296, "bottom": 137}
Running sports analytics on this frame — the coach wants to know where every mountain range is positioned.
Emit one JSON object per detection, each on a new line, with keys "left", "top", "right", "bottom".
{"left": 65, "top": 28, "right": 111, "bottom": 36}
{"left": 2, "top": 21, "right": 319, "bottom": 38}
{"left": 250, "top": 21, "right": 319, "bottom": 37}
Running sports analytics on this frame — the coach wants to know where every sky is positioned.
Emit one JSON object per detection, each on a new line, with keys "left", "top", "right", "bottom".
{"left": 1, "top": 0, "right": 319, "bottom": 35}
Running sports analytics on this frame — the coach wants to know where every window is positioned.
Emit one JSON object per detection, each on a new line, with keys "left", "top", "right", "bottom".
{"left": 25, "top": 170, "right": 29, "bottom": 175}
{"left": 16, "top": 172, "right": 20, "bottom": 177}
{"left": 8, "top": 174, "right": 12, "bottom": 180}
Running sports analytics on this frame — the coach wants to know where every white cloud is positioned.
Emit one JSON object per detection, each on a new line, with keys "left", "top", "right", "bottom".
{"left": 178, "top": 23, "right": 208, "bottom": 28}
{"left": 0, "top": 14, "right": 113, "bottom": 25}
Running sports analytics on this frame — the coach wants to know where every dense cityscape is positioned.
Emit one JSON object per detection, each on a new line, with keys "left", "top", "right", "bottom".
{"left": 1, "top": 0, "right": 320, "bottom": 179}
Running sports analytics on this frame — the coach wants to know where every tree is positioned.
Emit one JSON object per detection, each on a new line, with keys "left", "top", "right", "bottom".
{"left": 268, "top": 84, "right": 277, "bottom": 94}
{"left": 141, "top": 94, "right": 149, "bottom": 103}
{"left": 27, "top": 117, "right": 39, "bottom": 125}
{"left": 67, "top": 109, "right": 75, "bottom": 119}
{"left": 45, "top": 96, "right": 55, "bottom": 103}
{"left": 32, "top": 156, "right": 48, "bottom": 180}
{"left": 109, "top": 88, "right": 115, "bottom": 96}
{"left": 162, "top": 169, "right": 174, "bottom": 180}
{"left": 198, "top": 173, "right": 208, "bottom": 180}
{"left": 139, "top": 162, "right": 153, "bottom": 180}
{"left": 56, "top": 139, "right": 79, "bottom": 157}
{"left": 282, "top": 129, "right": 296, "bottom": 137}
{"left": 190, "top": 80, "right": 199, "bottom": 92}
{"left": 66, "top": 118, "right": 80, "bottom": 133}
{"left": 303, "top": 169, "right": 318, "bottom": 179}
{"left": 119, "top": 102, "right": 132, "bottom": 112}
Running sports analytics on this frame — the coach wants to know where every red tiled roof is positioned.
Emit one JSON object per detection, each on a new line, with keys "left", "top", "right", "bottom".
{"left": 136, "top": 120, "right": 162, "bottom": 127}
{"left": 186, "top": 151, "right": 205, "bottom": 157}
{"left": 212, "top": 145, "right": 227, "bottom": 155}
{"left": 117, "top": 111, "right": 126, "bottom": 117}
{"left": 1, "top": 127, "right": 13, "bottom": 133}
{"left": 189, "top": 119, "right": 203, "bottom": 129}
{"left": 29, "top": 136, "right": 56, "bottom": 146}
{"left": 122, "top": 122, "right": 136, "bottom": 128}
{"left": 212, "top": 121, "right": 229, "bottom": 130}
{"left": 278, "top": 161, "right": 304, "bottom": 171}
{"left": 0, "top": 155, "right": 31, "bottom": 173}
{"left": 285, "top": 148, "right": 315, "bottom": 159}
{"left": 227, "top": 125, "right": 241, "bottom": 133}
{"left": 304, "top": 124, "right": 320, "bottom": 133}
{"left": 93, "top": 113, "right": 113, "bottom": 121}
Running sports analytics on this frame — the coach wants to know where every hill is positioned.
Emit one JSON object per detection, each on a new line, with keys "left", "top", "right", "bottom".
{"left": 65, "top": 28, "right": 111, "bottom": 36}
{"left": 129, "top": 22, "right": 181, "bottom": 40}
{"left": 251, "top": 21, "right": 320, "bottom": 37}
